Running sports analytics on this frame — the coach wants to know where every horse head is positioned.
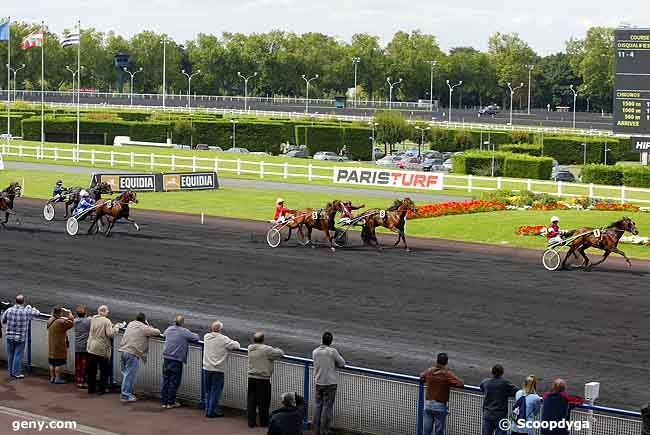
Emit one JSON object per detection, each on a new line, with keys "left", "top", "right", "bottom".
{"left": 98, "top": 182, "right": 113, "bottom": 195}
{"left": 123, "top": 191, "right": 138, "bottom": 204}
{"left": 5, "top": 182, "right": 22, "bottom": 198}
{"left": 397, "top": 198, "right": 417, "bottom": 214}
{"left": 621, "top": 216, "right": 639, "bottom": 235}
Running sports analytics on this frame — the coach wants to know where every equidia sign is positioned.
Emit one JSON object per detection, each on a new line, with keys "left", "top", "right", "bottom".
{"left": 162, "top": 172, "right": 218, "bottom": 191}
{"left": 92, "top": 172, "right": 219, "bottom": 192}
{"left": 93, "top": 174, "right": 158, "bottom": 192}
{"left": 333, "top": 167, "right": 444, "bottom": 190}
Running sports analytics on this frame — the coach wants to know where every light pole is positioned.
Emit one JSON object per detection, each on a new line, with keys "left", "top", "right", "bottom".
{"left": 414, "top": 126, "right": 431, "bottom": 157}
{"left": 301, "top": 74, "right": 319, "bottom": 114}
{"left": 230, "top": 119, "right": 239, "bottom": 149}
{"left": 446, "top": 80, "right": 462, "bottom": 122}
{"left": 386, "top": 77, "right": 402, "bottom": 110}
{"left": 604, "top": 142, "right": 611, "bottom": 165}
{"left": 65, "top": 65, "right": 84, "bottom": 104}
{"left": 123, "top": 67, "right": 143, "bottom": 106}
{"left": 7, "top": 63, "right": 26, "bottom": 101}
{"left": 237, "top": 71, "right": 257, "bottom": 112}
{"left": 427, "top": 60, "right": 437, "bottom": 111}
{"left": 507, "top": 82, "right": 524, "bottom": 126}
{"left": 368, "top": 121, "right": 378, "bottom": 161}
{"left": 526, "top": 64, "right": 534, "bottom": 115}
{"left": 352, "top": 57, "right": 360, "bottom": 107}
{"left": 586, "top": 96, "right": 591, "bottom": 113}
{"left": 162, "top": 37, "right": 167, "bottom": 109}
{"left": 569, "top": 84, "right": 578, "bottom": 129}
{"left": 181, "top": 69, "right": 201, "bottom": 109}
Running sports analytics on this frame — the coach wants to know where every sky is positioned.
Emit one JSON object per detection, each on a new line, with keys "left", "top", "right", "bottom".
{"left": 6, "top": 1, "right": 650, "bottom": 54}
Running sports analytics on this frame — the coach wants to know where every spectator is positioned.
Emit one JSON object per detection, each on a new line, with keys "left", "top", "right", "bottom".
{"left": 161, "top": 315, "right": 200, "bottom": 409}
{"left": 74, "top": 305, "right": 91, "bottom": 388}
{"left": 247, "top": 331, "right": 284, "bottom": 427}
{"left": 419, "top": 352, "right": 464, "bottom": 435}
{"left": 268, "top": 392, "right": 307, "bottom": 435}
{"left": 541, "top": 379, "right": 586, "bottom": 435}
{"left": 86, "top": 305, "right": 123, "bottom": 395}
{"left": 511, "top": 375, "right": 542, "bottom": 435}
{"left": 479, "top": 364, "right": 519, "bottom": 435}
{"left": 1, "top": 294, "right": 40, "bottom": 379}
{"left": 203, "top": 320, "right": 240, "bottom": 418}
{"left": 46, "top": 306, "right": 74, "bottom": 384}
{"left": 312, "top": 332, "right": 346, "bottom": 435}
{"left": 118, "top": 312, "right": 160, "bottom": 402}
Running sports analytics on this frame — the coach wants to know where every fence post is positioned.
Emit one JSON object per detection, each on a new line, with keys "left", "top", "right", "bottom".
{"left": 308, "top": 164, "right": 313, "bottom": 181}
{"left": 284, "top": 162, "right": 288, "bottom": 179}
{"left": 621, "top": 185, "right": 626, "bottom": 204}
{"left": 171, "top": 154, "right": 176, "bottom": 171}
{"left": 589, "top": 183, "right": 594, "bottom": 198}
{"left": 467, "top": 174, "right": 473, "bottom": 193}
{"left": 19, "top": 144, "right": 23, "bottom": 157}
{"left": 110, "top": 151, "right": 115, "bottom": 167}
{"left": 130, "top": 152, "right": 135, "bottom": 168}
{"left": 416, "top": 380, "right": 424, "bottom": 435}
{"left": 557, "top": 180, "right": 563, "bottom": 196}
{"left": 91, "top": 149, "right": 96, "bottom": 166}
{"left": 214, "top": 157, "right": 219, "bottom": 173}
{"left": 260, "top": 161, "right": 265, "bottom": 179}
{"left": 237, "top": 159, "right": 241, "bottom": 176}
{"left": 54, "top": 147, "right": 58, "bottom": 161}
{"left": 497, "top": 177, "right": 502, "bottom": 190}
{"left": 527, "top": 179, "right": 532, "bottom": 191}
{"left": 27, "top": 318, "right": 33, "bottom": 375}
{"left": 150, "top": 153, "right": 154, "bottom": 171}
{"left": 303, "top": 362, "right": 311, "bottom": 430}
{"left": 192, "top": 156, "right": 197, "bottom": 172}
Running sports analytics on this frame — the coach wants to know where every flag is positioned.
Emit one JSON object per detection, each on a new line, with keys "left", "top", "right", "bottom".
{"left": 0, "top": 19, "right": 9, "bottom": 41}
{"left": 60, "top": 32, "right": 79, "bottom": 47}
{"left": 21, "top": 30, "right": 43, "bottom": 49}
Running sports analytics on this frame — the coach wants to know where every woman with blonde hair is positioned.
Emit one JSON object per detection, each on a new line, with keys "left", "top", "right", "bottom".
{"left": 510, "top": 375, "right": 541, "bottom": 435}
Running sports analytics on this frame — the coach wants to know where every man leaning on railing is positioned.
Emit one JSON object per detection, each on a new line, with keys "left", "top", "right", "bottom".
{"left": 312, "top": 331, "right": 346, "bottom": 435}
{"left": 419, "top": 352, "right": 464, "bottom": 435}
{"left": 1, "top": 294, "right": 41, "bottom": 379}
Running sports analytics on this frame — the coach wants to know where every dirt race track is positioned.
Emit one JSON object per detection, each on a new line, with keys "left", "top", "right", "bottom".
{"left": 1, "top": 199, "right": 649, "bottom": 410}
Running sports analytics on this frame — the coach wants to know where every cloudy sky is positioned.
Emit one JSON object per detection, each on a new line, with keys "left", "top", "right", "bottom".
{"left": 6, "top": 1, "right": 648, "bottom": 54}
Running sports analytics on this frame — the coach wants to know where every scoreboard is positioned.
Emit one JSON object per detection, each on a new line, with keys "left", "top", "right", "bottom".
{"left": 613, "top": 28, "right": 650, "bottom": 135}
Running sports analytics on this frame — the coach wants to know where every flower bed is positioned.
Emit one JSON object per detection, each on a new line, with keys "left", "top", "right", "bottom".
{"left": 411, "top": 200, "right": 507, "bottom": 219}
{"left": 516, "top": 225, "right": 545, "bottom": 236}
{"left": 590, "top": 203, "right": 640, "bottom": 212}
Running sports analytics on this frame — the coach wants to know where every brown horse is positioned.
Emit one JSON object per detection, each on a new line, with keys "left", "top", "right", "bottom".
{"left": 560, "top": 217, "right": 639, "bottom": 270}
{"left": 0, "top": 182, "right": 22, "bottom": 227}
{"left": 284, "top": 200, "right": 344, "bottom": 251}
{"left": 64, "top": 182, "right": 113, "bottom": 218}
{"left": 361, "top": 198, "right": 418, "bottom": 251}
{"left": 88, "top": 191, "right": 140, "bottom": 237}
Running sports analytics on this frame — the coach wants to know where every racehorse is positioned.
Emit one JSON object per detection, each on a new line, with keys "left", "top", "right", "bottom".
{"left": 87, "top": 191, "right": 140, "bottom": 237}
{"left": 64, "top": 182, "right": 113, "bottom": 218}
{"left": 361, "top": 198, "right": 418, "bottom": 251}
{"left": 560, "top": 217, "right": 639, "bottom": 270}
{"left": 0, "top": 182, "right": 22, "bottom": 227}
{"left": 283, "top": 200, "right": 344, "bottom": 251}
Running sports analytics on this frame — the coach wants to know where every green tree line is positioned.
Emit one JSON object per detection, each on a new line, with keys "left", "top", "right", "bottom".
{"left": 1, "top": 22, "right": 615, "bottom": 111}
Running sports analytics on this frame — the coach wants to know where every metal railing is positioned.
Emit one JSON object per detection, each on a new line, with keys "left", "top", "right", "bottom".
{"left": 2, "top": 143, "right": 649, "bottom": 205}
{"left": 0, "top": 314, "right": 641, "bottom": 435}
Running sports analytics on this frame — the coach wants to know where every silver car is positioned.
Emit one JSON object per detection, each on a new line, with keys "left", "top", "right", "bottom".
{"left": 313, "top": 151, "right": 348, "bottom": 161}
{"left": 376, "top": 155, "right": 401, "bottom": 167}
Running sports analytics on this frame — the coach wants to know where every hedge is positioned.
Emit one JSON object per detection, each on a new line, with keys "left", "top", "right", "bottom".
{"left": 295, "top": 125, "right": 372, "bottom": 159}
{"left": 452, "top": 151, "right": 553, "bottom": 179}
{"left": 499, "top": 143, "right": 542, "bottom": 156}
{"left": 21, "top": 117, "right": 172, "bottom": 144}
{"left": 541, "top": 136, "right": 634, "bottom": 165}
{"left": 192, "top": 121, "right": 293, "bottom": 154}
{"left": 0, "top": 115, "right": 25, "bottom": 136}
{"left": 580, "top": 164, "right": 624, "bottom": 186}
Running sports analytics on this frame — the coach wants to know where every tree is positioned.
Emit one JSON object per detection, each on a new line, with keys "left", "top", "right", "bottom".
{"left": 535, "top": 53, "right": 579, "bottom": 108}
{"left": 488, "top": 33, "right": 537, "bottom": 109}
{"left": 374, "top": 110, "right": 408, "bottom": 154}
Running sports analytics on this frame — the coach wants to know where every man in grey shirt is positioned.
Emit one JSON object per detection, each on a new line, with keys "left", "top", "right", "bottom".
{"left": 73, "top": 305, "right": 91, "bottom": 388}
{"left": 312, "top": 332, "right": 346, "bottom": 435}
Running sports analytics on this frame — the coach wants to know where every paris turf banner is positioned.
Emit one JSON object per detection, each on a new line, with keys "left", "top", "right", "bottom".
{"left": 333, "top": 167, "right": 444, "bottom": 190}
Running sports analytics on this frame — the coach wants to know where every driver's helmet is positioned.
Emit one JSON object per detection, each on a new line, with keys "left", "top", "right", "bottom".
{"left": 276, "top": 198, "right": 284, "bottom": 205}
{"left": 551, "top": 216, "right": 560, "bottom": 223}
{"left": 80, "top": 189, "right": 89, "bottom": 198}
{"left": 56, "top": 180, "right": 63, "bottom": 185}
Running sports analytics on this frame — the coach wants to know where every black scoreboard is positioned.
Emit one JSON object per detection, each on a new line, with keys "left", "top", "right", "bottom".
{"left": 613, "top": 28, "right": 650, "bottom": 135}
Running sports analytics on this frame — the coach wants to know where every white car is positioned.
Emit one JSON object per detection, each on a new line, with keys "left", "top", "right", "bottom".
{"left": 313, "top": 151, "right": 347, "bottom": 161}
{"left": 225, "top": 147, "right": 250, "bottom": 153}
{"left": 376, "top": 155, "right": 401, "bottom": 167}
{"left": 442, "top": 158, "right": 453, "bottom": 171}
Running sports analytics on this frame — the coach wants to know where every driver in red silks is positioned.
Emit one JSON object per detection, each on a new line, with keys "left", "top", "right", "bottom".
{"left": 339, "top": 200, "right": 365, "bottom": 225}
{"left": 274, "top": 198, "right": 293, "bottom": 224}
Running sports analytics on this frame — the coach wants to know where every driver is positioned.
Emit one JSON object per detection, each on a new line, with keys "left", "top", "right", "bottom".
{"left": 274, "top": 198, "right": 293, "bottom": 224}
{"left": 52, "top": 180, "right": 66, "bottom": 201}
{"left": 547, "top": 216, "right": 565, "bottom": 245}
{"left": 339, "top": 200, "right": 365, "bottom": 225}
{"left": 75, "top": 190, "right": 95, "bottom": 214}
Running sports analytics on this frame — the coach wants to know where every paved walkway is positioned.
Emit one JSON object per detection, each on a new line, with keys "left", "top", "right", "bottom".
{"left": 0, "top": 374, "right": 270, "bottom": 435}
{"left": 5, "top": 161, "right": 467, "bottom": 202}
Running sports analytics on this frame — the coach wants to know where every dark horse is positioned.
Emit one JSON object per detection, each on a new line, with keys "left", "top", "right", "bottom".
{"left": 88, "top": 191, "right": 140, "bottom": 237}
{"left": 64, "top": 182, "right": 113, "bottom": 218}
{"left": 284, "top": 200, "right": 344, "bottom": 251}
{"left": 0, "top": 182, "right": 22, "bottom": 227}
{"left": 560, "top": 217, "right": 639, "bottom": 270}
{"left": 361, "top": 198, "right": 418, "bottom": 251}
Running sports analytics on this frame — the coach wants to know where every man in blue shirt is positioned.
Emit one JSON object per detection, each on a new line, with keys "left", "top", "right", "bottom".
{"left": 1, "top": 294, "right": 41, "bottom": 378}
{"left": 160, "top": 315, "right": 200, "bottom": 409}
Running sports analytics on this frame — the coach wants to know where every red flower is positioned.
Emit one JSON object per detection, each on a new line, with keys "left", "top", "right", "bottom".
{"left": 409, "top": 200, "right": 507, "bottom": 219}
{"left": 516, "top": 225, "right": 545, "bottom": 236}
{"left": 591, "top": 203, "right": 639, "bottom": 212}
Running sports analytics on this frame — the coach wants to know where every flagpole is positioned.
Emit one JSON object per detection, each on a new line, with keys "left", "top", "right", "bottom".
{"left": 6, "top": 16, "right": 10, "bottom": 148}
{"left": 76, "top": 20, "right": 80, "bottom": 151}
{"left": 40, "top": 21, "right": 45, "bottom": 150}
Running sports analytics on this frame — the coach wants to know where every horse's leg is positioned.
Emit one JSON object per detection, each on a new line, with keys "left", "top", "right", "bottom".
{"left": 308, "top": 226, "right": 315, "bottom": 248}
{"left": 561, "top": 245, "right": 576, "bottom": 270}
{"left": 87, "top": 212, "right": 99, "bottom": 235}
{"left": 125, "top": 217, "right": 140, "bottom": 231}
{"left": 402, "top": 232, "right": 410, "bottom": 252}
{"left": 590, "top": 250, "right": 611, "bottom": 268}
{"left": 323, "top": 228, "right": 335, "bottom": 252}
{"left": 577, "top": 245, "right": 592, "bottom": 271}
{"left": 612, "top": 247, "right": 632, "bottom": 267}
{"left": 284, "top": 226, "right": 292, "bottom": 242}
{"left": 104, "top": 217, "right": 116, "bottom": 237}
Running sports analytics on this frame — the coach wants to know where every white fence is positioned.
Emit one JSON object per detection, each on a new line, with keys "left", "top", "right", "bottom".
{"left": 2, "top": 143, "right": 650, "bottom": 205}
{"left": 1, "top": 315, "right": 642, "bottom": 435}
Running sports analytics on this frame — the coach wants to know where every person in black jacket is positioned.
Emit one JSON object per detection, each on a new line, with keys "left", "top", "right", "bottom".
{"left": 268, "top": 392, "right": 306, "bottom": 435}
{"left": 480, "top": 364, "right": 519, "bottom": 435}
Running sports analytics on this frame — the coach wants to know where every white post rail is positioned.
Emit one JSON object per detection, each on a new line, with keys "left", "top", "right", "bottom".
{"left": 589, "top": 183, "right": 594, "bottom": 198}
{"left": 557, "top": 180, "right": 563, "bottom": 196}
{"left": 467, "top": 174, "right": 472, "bottom": 193}
{"left": 308, "top": 164, "right": 313, "bottom": 182}
{"left": 54, "top": 147, "right": 58, "bottom": 161}
{"left": 213, "top": 157, "right": 218, "bottom": 173}
{"left": 621, "top": 185, "right": 626, "bottom": 204}
{"left": 284, "top": 162, "right": 288, "bottom": 179}
{"left": 192, "top": 156, "right": 197, "bottom": 172}
{"left": 150, "top": 153, "right": 154, "bottom": 171}
{"left": 171, "top": 154, "right": 176, "bottom": 171}
{"left": 110, "top": 151, "right": 115, "bottom": 167}
{"left": 130, "top": 152, "right": 135, "bottom": 168}
{"left": 91, "top": 149, "right": 96, "bottom": 166}
{"left": 260, "top": 161, "right": 264, "bottom": 179}
{"left": 497, "top": 177, "right": 502, "bottom": 190}
{"left": 237, "top": 159, "right": 241, "bottom": 175}
{"left": 527, "top": 179, "right": 532, "bottom": 191}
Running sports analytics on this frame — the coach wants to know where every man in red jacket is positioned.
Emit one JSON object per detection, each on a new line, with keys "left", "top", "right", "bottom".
{"left": 547, "top": 216, "right": 565, "bottom": 245}
{"left": 274, "top": 198, "right": 293, "bottom": 224}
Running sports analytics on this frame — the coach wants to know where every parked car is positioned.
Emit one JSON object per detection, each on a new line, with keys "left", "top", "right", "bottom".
{"left": 251, "top": 151, "right": 270, "bottom": 156}
{"left": 195, "top": 144, "right": 210, "bottom": 150}
{"left": 373, "top": 148, "right": 386, "bottom": 160}
{"left": 442, "top": 152, "right": 454, "bottom": 160}
{"left": 313, "top": 151, "right": 348, "bottom": 161}
{"left": 397, "top": 157, "right": 423, "bottom": 170}
{"left": 209, "top": 146, "right": 223, "bottom": 152}
{"left": 376, "top": 155, "right": 400, "bottom": 167}
{"left": 479, "top": 104, "right": 500, "bottom": 116}
{"left": 225, "top": 147, "right": 250, "bottom": 153}
{"left": 423, "top": 158, "right": 444, "bottom": 171}
{"left": 287, "top": 149, "right": 310, "bottom": 158}
{"left": 423, "top": 151, "right": 442, "bottom": 160}
{"left": 442, "top": 158, "right": 453, "bottom": 171}
{"left": 551, "top": 167, "right": 575, "bottom": 182}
